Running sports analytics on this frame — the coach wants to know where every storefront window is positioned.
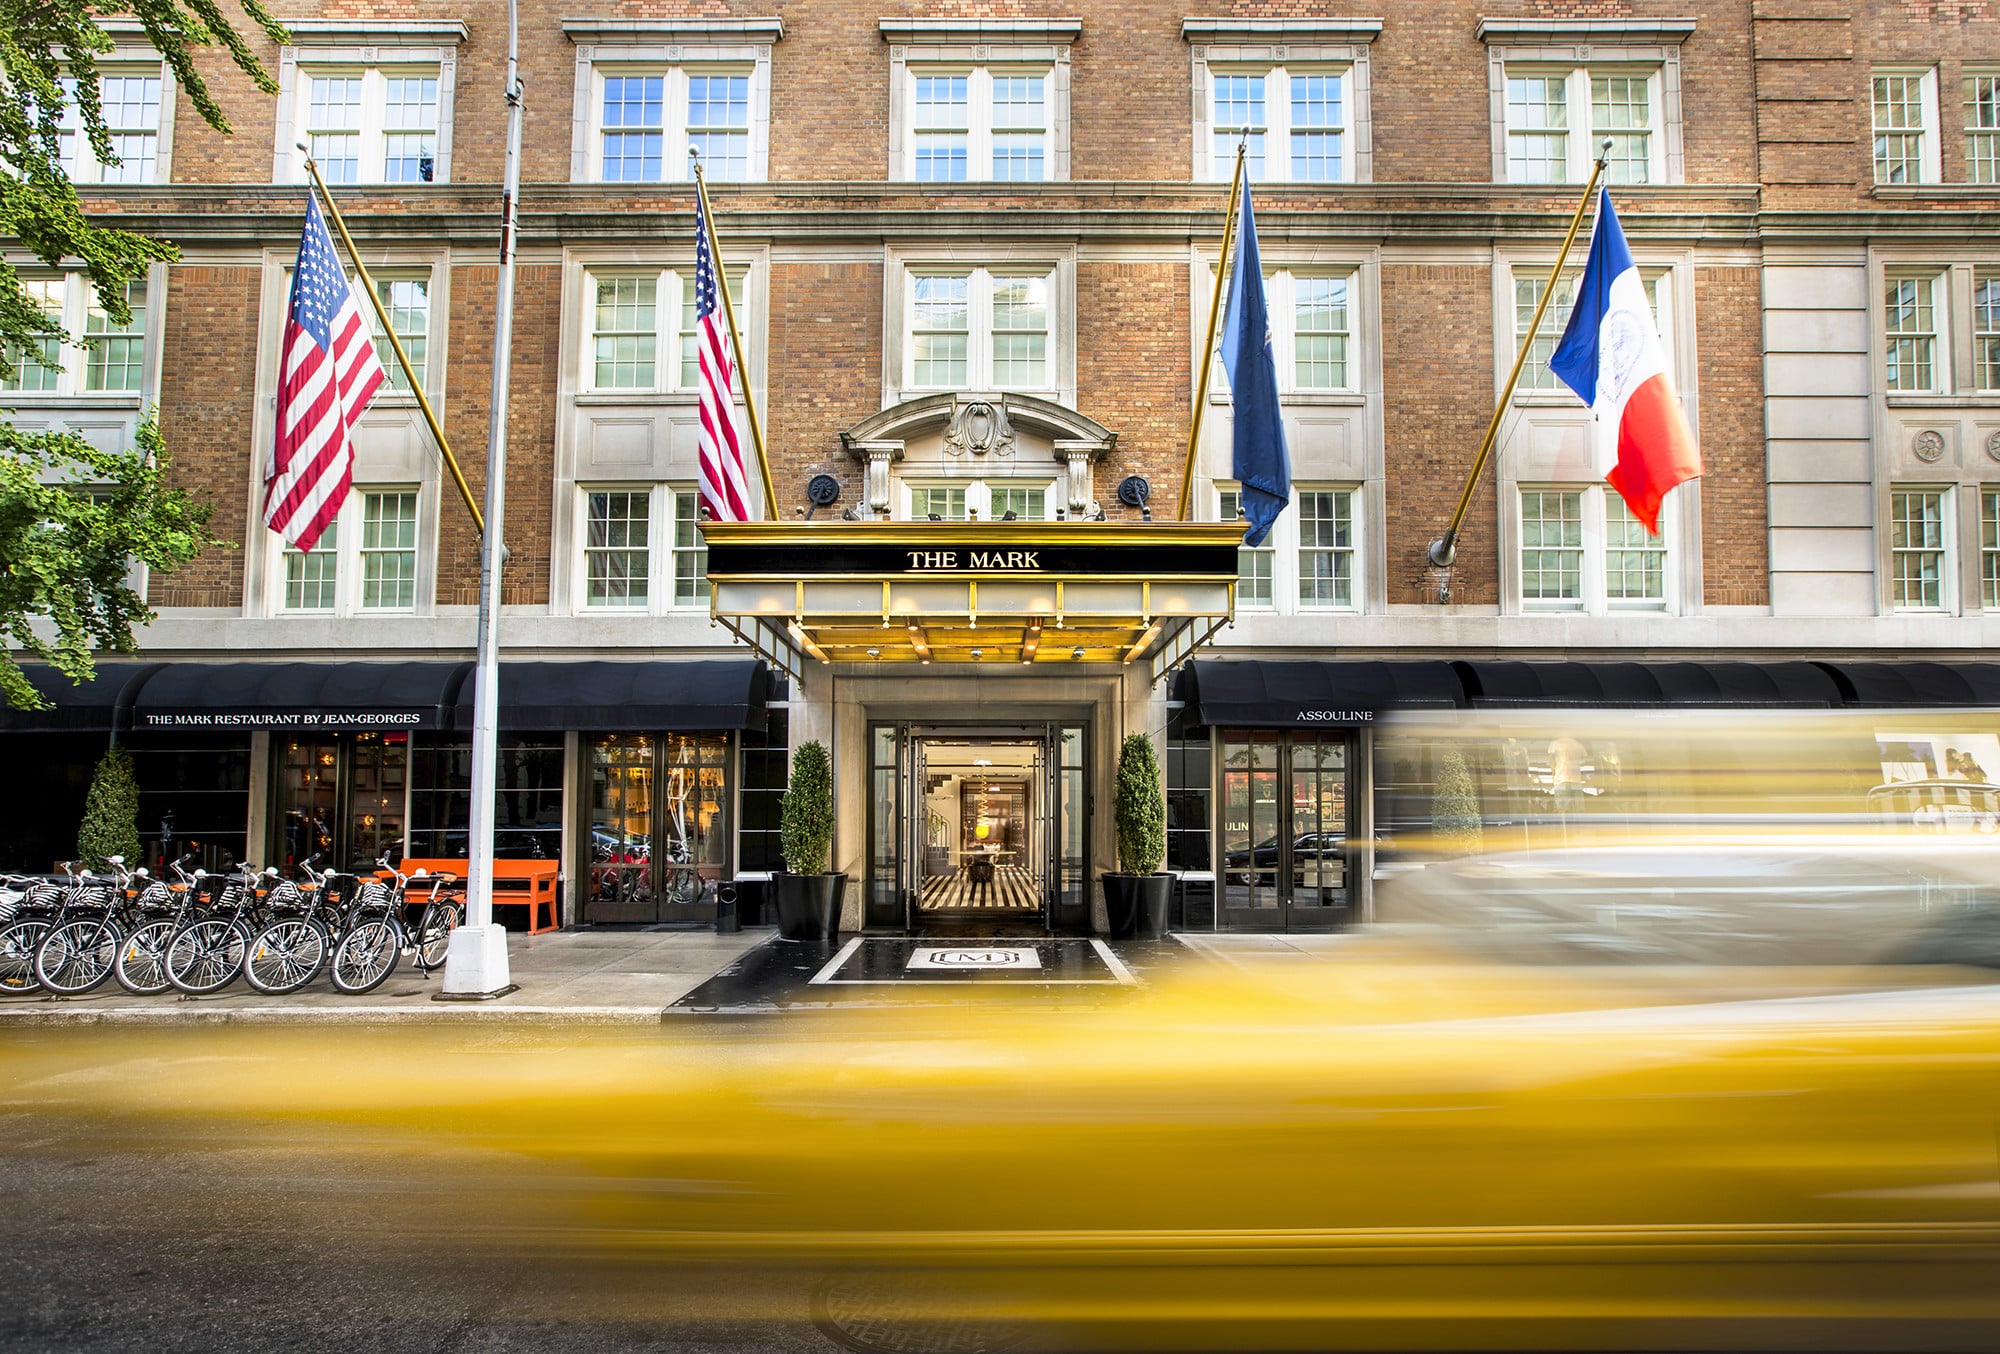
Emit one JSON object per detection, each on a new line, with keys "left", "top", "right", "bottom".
{"left": 407, "top": 735, "right": 563, "bottom": 861}
{"left": 587, "top": 731, "right": 730, "bottom": 923}
{"left": 274, "top": 731, "right": 408, "bottom": 871}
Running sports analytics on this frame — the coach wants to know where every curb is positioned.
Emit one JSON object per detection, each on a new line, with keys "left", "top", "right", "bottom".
{"left": 0, "top": 1001, "right": 667, "bottom": 1026}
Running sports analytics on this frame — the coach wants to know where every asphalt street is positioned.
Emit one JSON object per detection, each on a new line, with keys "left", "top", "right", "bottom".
{"left": 0, "top": 1028, "right": 848, "bottom": 1354}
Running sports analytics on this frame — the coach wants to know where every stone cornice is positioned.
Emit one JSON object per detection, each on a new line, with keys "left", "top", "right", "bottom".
{"left": 278, "top": 19, "right": 470, "bottom": 45}
{"left": 879, "top": 17, "right": 1082, "bottom": 46}
{"left": 1475, "top": 16, "right": 1697, "bottom": 45}
{"left": 561, "top": 17, "right": 783, "bottom": 45}
{"left": 1181, "top": 17, "right": 1383, "bottom": 44}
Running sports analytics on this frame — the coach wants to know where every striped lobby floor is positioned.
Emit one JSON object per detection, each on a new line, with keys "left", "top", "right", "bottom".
{"left": 919, "top": 865, "right": 1043, "bottom": 911}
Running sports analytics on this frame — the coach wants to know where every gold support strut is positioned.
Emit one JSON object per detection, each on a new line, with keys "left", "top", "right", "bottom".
{"left": 692, "top": 163, "right": 780, "bottom": 518}
{"left": 1177, "top": 143, "right": 1248, "bottom": 522}
{"left": 299, "top": 152, "right": 485, "bottom": 535}
{"left": 1426, "top": 142, "right": 1611, "bottom": 569}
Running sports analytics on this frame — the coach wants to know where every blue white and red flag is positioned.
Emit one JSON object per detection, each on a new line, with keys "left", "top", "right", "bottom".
{"left": 265, "top": 193, "right": 385, "bottom": 552}
{"left": 1548, "top": 188, "right": 1702, "bottom": 533}
{"left": 694, "top": 192, "right": 751, "bottom": 523}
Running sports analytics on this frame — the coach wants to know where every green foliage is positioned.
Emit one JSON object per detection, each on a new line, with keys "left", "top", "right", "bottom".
{"left": 76, "top": 743, "right": 140, "bottom": 868}
{"left": 1430, "top": 749, "right": 1484, "bottom": 855}
{"left": 780, "top": 740, "right": 836, "bottom": 875}
{"left": 0, "top": 0, "right": 289, "bottom": 362}
{"left": 1, "top": 2, "right": 281, "bottom": 709}
{"left": 1, "top": 419, "right": 222, "bottom": 711}
{"left": 1114, "top": 732, "right": 1165, "bottom": 876}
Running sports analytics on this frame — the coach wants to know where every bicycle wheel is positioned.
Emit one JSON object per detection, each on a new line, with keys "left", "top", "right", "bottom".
{"left": 34, "top": 918, "right": 121, "bottom": 996}
{"left": 331, "top": 920, "right": 400, "bottom": 994}
{"left": 414, "top": 901, "right": 461, "bottom": 971}
{"left": 243, "top": 918, "right": 328, "bottom": 995}
{"left": 167, "top": 919, "right": 247, "bottom": 995}
{"left": 0, "top": 920, "right": 51, "bottom": 993}
{"left": 114, "top": 920, "right": 176, "bottom": 995}
{"left": 664, "top": 867, "right": 703, "bottom": 907}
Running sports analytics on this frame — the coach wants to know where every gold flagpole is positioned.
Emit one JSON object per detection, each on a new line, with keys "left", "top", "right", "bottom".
{"left": 1426, "top": 138, "right": 1612, "bottom": 570}
{"left": 1177, "top": 142, "right": 1248, "bottom": 522}
{"left": 298, "top": 147, "right": 485, "bottom": 535}
{"left": 691, "top": 156, "right": 779, "bottom": 518}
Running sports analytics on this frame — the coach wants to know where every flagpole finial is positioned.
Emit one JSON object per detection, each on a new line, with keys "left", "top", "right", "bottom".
{"left": 1597, "top": 136, "right": 1613, "bottom": 168}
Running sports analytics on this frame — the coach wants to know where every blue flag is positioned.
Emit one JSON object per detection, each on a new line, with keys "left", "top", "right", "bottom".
{"left": 1219, "top": 181, "right": 1290, "bottom": 547}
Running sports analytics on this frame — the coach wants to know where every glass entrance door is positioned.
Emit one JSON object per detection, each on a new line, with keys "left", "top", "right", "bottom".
{"left": 866, "top": 723, "right": 1088, "bottom": 933}
{"left": 272, "top": 732, "right": 409, "bottom": 871}
{"left": 1219, "top": 730, "right": 1353, "bottom": 931}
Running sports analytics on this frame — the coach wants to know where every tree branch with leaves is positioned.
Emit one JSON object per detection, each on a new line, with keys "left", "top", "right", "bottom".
{"left": 0, "top": 0, "right": 288, "bottom": 708}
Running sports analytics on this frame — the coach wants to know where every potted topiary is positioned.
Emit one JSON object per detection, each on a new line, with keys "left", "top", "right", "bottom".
{"left": 1102, "top": 732, "right": 1170, "bottom": 939}
{"left": 774, "top": 740, "right": 844, "bottom": 942}
{"left": 1430, "top": 749, "right": 1484, "bottom": 857}
{"left": 77, "top": 745, "right": 141, "bottom": 870}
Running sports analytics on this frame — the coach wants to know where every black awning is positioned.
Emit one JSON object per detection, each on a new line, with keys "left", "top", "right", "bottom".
{"left": 131, "top": 661, "right": 472, "bottom": 732}
{"left": 1454, "top": 660, "right": 1842, "bottom": 708}
{"left": 1182, "top": 660, "right": 1463, "bottom": 727}
{"left": 0, "top": 663, "right": 159, "bottom": 733}
{"left": 1815, "top": 662, "right": 2000, "bottom": 707}
{"left": 453, "top": 660, "right": 771, "bottom": 733}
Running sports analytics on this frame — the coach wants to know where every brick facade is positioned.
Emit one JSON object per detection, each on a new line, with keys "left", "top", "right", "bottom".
{"left": 20, "top": 1, "right": 2000, "bottom": 656}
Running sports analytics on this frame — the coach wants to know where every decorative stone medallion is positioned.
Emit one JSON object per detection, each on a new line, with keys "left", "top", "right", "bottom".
{"left": 1986, "top": 428, "right": 2000, "bottom": 462}
{"left": 1912, "top": 428, "right": 1947, "bottom": 463}
{"left": 943, "top": 398, "right": 1015, "bottom": 459}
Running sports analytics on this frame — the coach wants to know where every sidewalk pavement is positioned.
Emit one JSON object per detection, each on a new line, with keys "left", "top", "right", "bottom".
{"left": 0, "top": 931, "right": 1308, "bottom": 1025}
{"left": 0, "top": 926, "right": 778, "bottom": 1025}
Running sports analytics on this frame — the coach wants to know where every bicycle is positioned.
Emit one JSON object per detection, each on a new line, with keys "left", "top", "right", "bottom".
{"left": 661, "top": 839, "right": 707, "bottom": 908}
{"left": 164, "top": 862, "right": 260, "bottom": 995}
{"left": 0, "top": 871, "right": 66, "bottom": 993}
{"left": 113, "top": 855, "right": 203, "bottom": 996}
{"left": 329, "top": 858, "right": 459, "bottom": 994}
{"left": 243, "top": 855, "right": 348, "bottom": 995}
{"left": 32, "top": 857, "right": 133, "bottom": 997}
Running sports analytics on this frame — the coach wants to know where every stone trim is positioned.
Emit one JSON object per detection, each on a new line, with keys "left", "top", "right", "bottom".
{"left": 562, "top": 18, "right": 784, "bottom": 45}
{"left": 1181, "top": 18, "right": 1383, "bottom": 44}
{"left": 277, "top": 20, "right": 470, "bottom": 45}
{"left": 879, "top": 18, "right": 1081, "bottom": 46}
{"left": 1475, "top": 18, "right": 1696, "bottom": 45}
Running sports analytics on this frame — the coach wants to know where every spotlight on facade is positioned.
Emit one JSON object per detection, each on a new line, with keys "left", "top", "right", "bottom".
{"left": 1071, "top": 646, "right": 1085, "bottom": 660}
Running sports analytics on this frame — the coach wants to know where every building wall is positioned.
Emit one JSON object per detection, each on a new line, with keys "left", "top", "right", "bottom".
{"left": 17, "top": 0, "right": 2000, "bottom": 662}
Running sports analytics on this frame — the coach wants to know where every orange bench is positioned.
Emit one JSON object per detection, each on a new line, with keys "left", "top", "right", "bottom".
{"left": 390, "top": 858, "right": 562, "bottom": 935}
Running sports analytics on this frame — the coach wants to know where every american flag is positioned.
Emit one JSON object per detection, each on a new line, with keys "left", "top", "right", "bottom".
{"left": 694, "top": 191, "right": 751, "bottom": 522}
{"left": 265, "top": 193, "right": 386, "bottom": 552}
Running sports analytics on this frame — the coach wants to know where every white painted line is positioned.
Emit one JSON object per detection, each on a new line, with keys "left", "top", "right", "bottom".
{"left": 1091, "top": 938, "right": 1139, "bottom": 985}
{"left": 806, "top": 935, "right": 865, "bottom": 985}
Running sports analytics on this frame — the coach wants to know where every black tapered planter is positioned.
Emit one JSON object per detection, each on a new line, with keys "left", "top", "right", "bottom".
{"left": 1102, "top": 872, "right": 1171, "bottom": 940}
{"left": 775, "top": 871, "right": 844, "bottom": 942}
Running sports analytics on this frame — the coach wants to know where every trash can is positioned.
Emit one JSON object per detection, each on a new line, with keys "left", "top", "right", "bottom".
{"left": 732, "top": 871, "right": 772, "bottom": 927}
{"left": 714, "top": 881, "right": 740, "bottom": 934}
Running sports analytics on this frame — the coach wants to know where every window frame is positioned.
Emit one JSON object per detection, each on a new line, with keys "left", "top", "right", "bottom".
{"left": 1886, "top": 484, "right": 1955, "bottom": 613}
{"left": 885, "top": 21, "right": 1073, "bottom": 183}
{"left": 273, "top": 26, "right": 462, "bottom": 186}
{"left": 565, "top": 23, "right": 777, "bottom": 185}
{"left": 55, "top": 61, "right": 173, "bottom": 185}
{"left": 579, "top": 265, "right": 747, "bottom": 396}
{"left": 899, "top": 477, "right": 1059, "bottom": 523}
{"left": 898, "top": 64, "right": 1055, "bottom": 182}
{"left": 1187, "top": 28, "right": 1376, "bottom": 184}
{"left": 290, "top": 64, "right": 443, "bottom": 185}
{"left": 1479, "top": 23, "right": 1689, "bottom": 186}
{"left": 1212, "top": 482, "right": 1362, "bottom": 615}
{"left": 896, "top": 263, "right": 1062, "bottom": 397}
{"left": 1201, "top": 263, "right": 1368, "bottom": 400}
{"left": 573, "top": 483, "right": 711, "bottom": 614}
{"left": 1982, "top": 485, "right": 2000, "bottom": 609}
{"left": 272, "top": 485, "right": 428, "bottom": 617}
{"left": 1515, "top": 483, "right": 1679, "bottom": 615}
{"left": 1499, "top": 64, "right": 1667, "bottom": 185}
{"left": 0, "top": 273, "right": 153, "bottom": 400}
{"left": 1504, "top": 261, "right": 1678, "bottom": 401}
{"left": 1964, "top": 69, "right": 2000, "bottom": 185}
{"left": 1872, "top": 65, "right": 1942, "bottom": 187}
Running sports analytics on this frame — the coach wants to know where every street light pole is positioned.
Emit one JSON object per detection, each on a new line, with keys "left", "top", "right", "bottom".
{"left": 442, "top": 0, "right": 523, "bottom": 998}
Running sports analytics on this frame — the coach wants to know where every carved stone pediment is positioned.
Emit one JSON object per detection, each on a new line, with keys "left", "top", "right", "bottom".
{"left": 840, "top": 392, "right": 1118, "bottom": 518}
{"left": 943, "top": 397, "right": 1014, "bottom": 458}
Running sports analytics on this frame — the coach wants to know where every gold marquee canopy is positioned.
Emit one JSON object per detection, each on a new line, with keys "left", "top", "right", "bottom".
{"left": 701, "top": 521, "right": 1244, "bottom": 682}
